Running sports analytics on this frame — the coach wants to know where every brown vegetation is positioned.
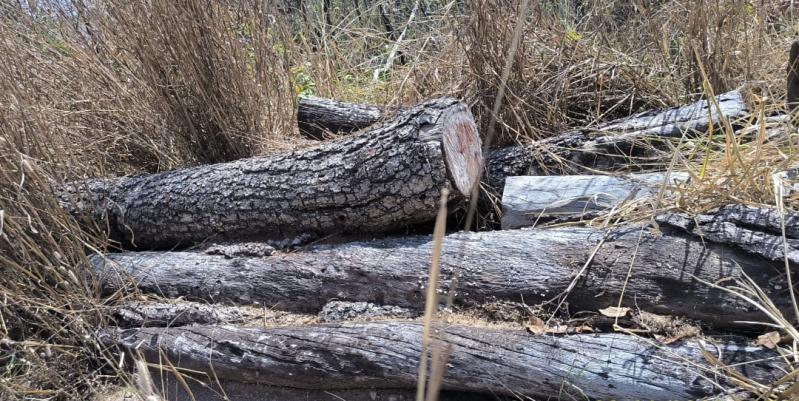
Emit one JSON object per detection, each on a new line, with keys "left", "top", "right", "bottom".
{"left": 2, "top": 0, "right": 799, "bottom": 399}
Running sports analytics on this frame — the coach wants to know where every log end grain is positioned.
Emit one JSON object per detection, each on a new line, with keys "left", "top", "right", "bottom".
{"left": 439, "top": 103, "right": 483, "bottom": 196}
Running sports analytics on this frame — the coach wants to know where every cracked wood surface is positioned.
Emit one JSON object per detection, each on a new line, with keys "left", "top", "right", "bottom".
{"left": 59, "top": 97, "right": 482, "bottom": 249}
{"left": 99, "top": 322, "right": 781, "bottom": 400}
{"left": 93, "top": 226, "right": 790, "bottom": 328}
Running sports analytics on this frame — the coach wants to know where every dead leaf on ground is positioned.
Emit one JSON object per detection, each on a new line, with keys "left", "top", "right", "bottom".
{"left": 526, "top": 316, "right": 569, "bottom": 335}
{"left": 757, "top": 331, "right": 781, "bottom": 349}
{"left": 598, "top": 306, "right": 630, "bottom": 318}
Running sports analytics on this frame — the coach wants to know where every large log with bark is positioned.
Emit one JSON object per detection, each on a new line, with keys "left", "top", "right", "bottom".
{"left": 501, "top": 172, "right": 690, "bottom": 228}
{"left": 297, "top": 95, "right": 387, "bottom": 139}
{"left": 100, "top": 322, "right": 782, "bottom": 400}
{"left": 486, "top": 90, "right": 747, "bottom": 189}
{"left": 59, "top": 98, "right": 482, "bottom": 249}
{"left": 292, "top": 92, "right": 746, "bottom": 191}
{"left": 93, "top": 226, "right": 791, "bottom": 328}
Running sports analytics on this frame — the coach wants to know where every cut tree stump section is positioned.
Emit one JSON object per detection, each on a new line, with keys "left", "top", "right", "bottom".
{"left": 59, "top": 97, "right": 482, "bottom": 249}
{"left": 501, "top": 172, "right": 690, "bottom": 228}
{"left": 486, "top": 90, "right": 747, "bottom": 190}
{"left": 100, "top": 322, "right": 782, "bottom": 400}
{"left": 297, "top": 95, "right": 387, "bottom": 139}
{"left": 93, "top": 226, "right": 790, "bottom": 328}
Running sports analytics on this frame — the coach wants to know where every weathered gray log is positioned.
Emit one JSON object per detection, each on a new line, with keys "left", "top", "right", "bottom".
{"left": 59, "top": 98, "right": 482, "bottom": 249}
{"left": 658, "top": 204, "right": 799, "bottom": 264}
{"left": 100, "top": 322, "right": 782, "bottom": 400}
{"left": 93, "top": 226, "right": 791, "bottom": 328}
{"left": 297, "top": 95, "right": 387, "bottom": 139}
{"left": 501, "top": 172, "right": 690, "bottom": 229}
{"left": 486, "top": 90, "right": 747, "bottom": 190}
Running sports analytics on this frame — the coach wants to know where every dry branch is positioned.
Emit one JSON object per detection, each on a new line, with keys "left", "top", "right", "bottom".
{"left": 59, "top": 98, "right": 482, "bottom": 249}
{"left": 93, "top": 226, "right": 789, "bottom": 328}
{"left": 486, "top": 90, "right": 747, "bottom": 189}
{"left": 100, "top": 322, "right": 782, "bottom": 400}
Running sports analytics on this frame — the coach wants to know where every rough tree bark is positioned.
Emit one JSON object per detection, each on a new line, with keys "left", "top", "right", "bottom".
{"left": 99, "top": 322, "right": 781, "bottom": 400}
{"left": 111, "top": 301, "right": 248, "bottom": 328}
{"left": 59, "top": 98, "right": 482, "bottom": 249}
{"left": 93, "top": 226, "right": 791, "bottom": 328}
{"left": 501, "top": 172, "right": 690, "bottom": 229}
{"left": 298, "top": 95, "right": 387, "bottom": 138}
{"left": 291, "top": 92, "right": 745, "bottom": 193}
{"left": 485, "top": 90, "right": 747, "bottom": 190}
{"left": 658, "top": 204, "right": 799, "bottom": 264}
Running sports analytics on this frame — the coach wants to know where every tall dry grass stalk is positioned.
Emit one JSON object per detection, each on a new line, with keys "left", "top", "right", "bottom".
{"left": 0, "top": 141, "right": 114, "bottom": 398}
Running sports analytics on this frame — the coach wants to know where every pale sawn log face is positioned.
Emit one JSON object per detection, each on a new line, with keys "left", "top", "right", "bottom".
{"left": 93, "top": 226, "right": 788, "bottom": 328}
{"left": 500, "top": 172, "right": 690, "bottom": 229}
{"left": 60, "top": 97, "right": 482, "bottom": 249}
{"left": 100, "top": 322, "right": 782, "bottom": 400}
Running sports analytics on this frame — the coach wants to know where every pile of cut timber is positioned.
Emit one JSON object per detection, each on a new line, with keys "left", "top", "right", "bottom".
{"left": 70, "top": 94, "right": 795, "bottom": 400}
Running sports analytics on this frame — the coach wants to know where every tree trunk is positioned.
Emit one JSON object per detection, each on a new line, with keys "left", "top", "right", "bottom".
{"left": 501, "top": 172, "right": 690, "bottom": 229}
{"left": 99, "top": 322, "right": 781, "bottom": 400}
{"left": 93, "top": 225, "right": 791, "bottom": 328}
{"left": 486, "top": 90, "right": 747, "bottom": 190}
{"left": 59, "top": 98, "right": 482, "bottom": 249}
{"left": 289, "top": 91, "right": 745, "bottom": 194}
{"left": 297, "top": 95, "right": 387, "bottom": 138}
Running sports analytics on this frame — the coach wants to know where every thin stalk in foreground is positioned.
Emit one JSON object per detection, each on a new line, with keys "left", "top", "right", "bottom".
{"left": 464, "top": 0, "right": 531, "bottom": 232}
{"left": 416, "top": 188, "right": 449, "bottom": 401}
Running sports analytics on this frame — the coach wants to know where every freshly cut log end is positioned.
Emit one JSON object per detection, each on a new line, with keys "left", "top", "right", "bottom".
{"left": 439, "top": 102, "right": 482, "bottom": 195}
{"left": 59, "top": 97, "right": 482, "bottom": 249}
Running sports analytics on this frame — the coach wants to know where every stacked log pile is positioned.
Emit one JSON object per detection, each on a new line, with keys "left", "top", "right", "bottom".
{"left": 67, "top": 94, "right": 796, "bottom": 400}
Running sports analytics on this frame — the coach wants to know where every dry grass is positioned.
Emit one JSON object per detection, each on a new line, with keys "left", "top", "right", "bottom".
{"left": 2, "top": 0, "right": 799, "bottom": 399}
{"left": 0, "top": 0, "right": 297, "bottom": 398}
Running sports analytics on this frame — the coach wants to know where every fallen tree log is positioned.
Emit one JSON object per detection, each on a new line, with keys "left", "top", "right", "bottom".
{"left": 292, "top": 92, "right": 746, "bottom": 191}
{"left": 59, "top": 97, "right": 482, "bottom": 249}
{"left": 486, "top": 90, "right": 747, "bottom": 190}
{"left": 501, "top": 172, "right": 690, "bottom": 229}
{"left": 658, "top": 204, "right": 799, "bottom": 264}
{"left": 297, "top": 95, "right": 387, "bottom": 139}
{"left": 100, "top": 322, "right": 782, "bottom": 400}
{"left": 93, "top": 226, "right": 791, "bottom": 328}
